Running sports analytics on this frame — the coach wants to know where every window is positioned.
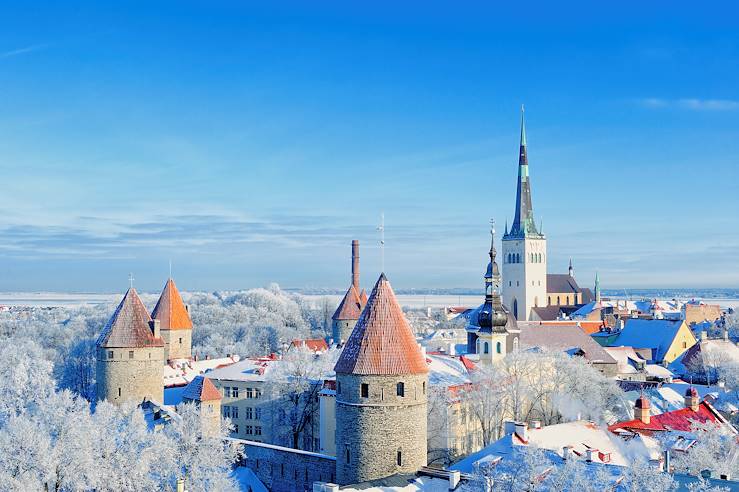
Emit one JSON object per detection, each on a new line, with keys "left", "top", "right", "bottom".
{"left": 245, "top": 407, "right": 253, "bottom": 419}
{"left": 397, "top": 450, "right": 402, "bottom": 466}
{"left": 232, "top": 406, "right": 239, "bottom": 419}
{"left": 422, "top": 382, "right": 426, "bottom": 395}
{"left": 345, "top": 446, "right": 350, "bottom": 463}
{"left": 129, "top": 350, "right": 134, "bottom": 359}
{"left": 496, "top": 342, "right": 502, "bottom": 354}
{"left": 245, "top": 388, "right": 253, "bottom": 399}
{"left": 483, "top": 342, "right": 489, "bottom": 354}
{"left": 224, "top": 386, "right": 232, "bottom": 398}
{"left": 108, "top": 350, "right": 114, "bottom": 359}
{"left": 683, "top": 341, "right": 687, "bottom": 348}
{"left": 254, "top": 388, "right": 262, "bottom": 399}
{"left": 118, "top": 388, "right": 121, "bottom": 397}
{"left": 233, "top": 424, "right": 239, "bottom": 434}
{"left": 255, "top": 426, "right": 262, "bottom": 436}
{"left": 361, "top": 383, "right": 369, "bottom": 398}
{"left": 396, "top": 382, "right": 405, "bottom": 397}
{"left": 255, "top": 407, "right": 262, "bottom": 419}
{"left": 223, "top": 406, "right": 231, "bottom": 418}
{"left": 337, "top": 381, "right": 341, "bottom": 394}
{"left": 516, "top": 281, "right": 519, "bottom": 287}
{"left": 245, "top": 425, "right": 253, "bottom": 435}
{"left": 509, "top": 281, "right": 512, "bottom": 287}
{"left": 557, "top": 296, "right": 561, "bottom": 305}
{"left": 232, "top": 387, "right": 239, "bottom": 398}
{"left": 178, "top": 337, "right": 182, "bottom": 345}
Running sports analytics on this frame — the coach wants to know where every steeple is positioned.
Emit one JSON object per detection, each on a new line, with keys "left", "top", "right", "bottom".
{"left": 479, "top": 221, "right": 507, "bottom": 333}
{"left": 507, "top": 105, "right": 541, "bottom": 239}
{"left": 568, "top": 258, "right": 574, "bottom": 277}
{"left": 595, "top": 272, "right": 601, "bottom": 303}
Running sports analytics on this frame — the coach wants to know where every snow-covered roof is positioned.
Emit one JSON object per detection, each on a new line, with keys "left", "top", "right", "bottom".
{"left": 232, "top": 466, "right": 268, "bottom": 492}
{"left": 613, "top": 319, "right": 687, "bottom": 362}
{"left": 426, "top": 354, "right": 471, "bottom": 388}
{"left": 205, "top": 356, "right": 278, "bottom": 383}
{"left": 163, "top": 355, "right": 240, "bottom": 387}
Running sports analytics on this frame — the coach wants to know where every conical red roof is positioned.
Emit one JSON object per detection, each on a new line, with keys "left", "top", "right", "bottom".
{"left": 151, "top": 278, "right": 193, "bottom": 330}
{"left": 182, "top": 376, "right": 221, "bottom": 402}
{"left": 359, "top": 288, "right": 368, "bottom": 307}
{"left": 97, "top": 288, "right": 164, "bottom": 348}
{"left": 332, "top": 284, "right": 363, "bottom": 321}
{"left": 334, "top": 274, "right": 428, "bottom": 375}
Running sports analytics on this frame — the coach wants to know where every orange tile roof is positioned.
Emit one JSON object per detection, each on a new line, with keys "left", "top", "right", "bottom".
{"left": 332, "top": 284, "right": 363, "bottom": 320}
{"left": 359, "top": 288, "right": 368, "bottom": 307}
{"left": 539, "top": 320, "right": 605, "bottom": 335}
{"left": 334, "top": 273, "right": 428, "bottom": 376}
{"left": 97, "top": 288, "right": 164, "bottom": 348}
{"left": 182, "top": 375, "right": 222, "bottom": 402}
{"left": 151, "top": 278, "right": 193, "bottom": 330}
{"left": 291, "top": 338, "right": 329, "bottom": 352}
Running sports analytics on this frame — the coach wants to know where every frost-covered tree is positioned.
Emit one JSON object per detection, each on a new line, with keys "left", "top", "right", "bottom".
{"left": 618, "top": 458, "right": 676, "bottom": 492}
{"left": 0, "top": 338, "right": 55, "bottom": 424}
{"left": 265, "top": 345, "right": 339, "bottom": 449}
{"left": 671, "top": 421, "right": 739, "bottom": 480}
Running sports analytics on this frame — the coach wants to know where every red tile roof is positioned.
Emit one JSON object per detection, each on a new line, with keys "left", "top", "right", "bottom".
{"left": 182, "top": 375, "right": 221, "bottom": 402}
{"left": 608, "top": 402, "right": 719, "bottom": 434}
{"left": 334, "top": 274, "right": 428, "bottom": 376}
{"left": 151, "top": 278, "right": 193, "bottom": 330}
{"left": 97, "top": 288, "right": 164, "bottom": 348}
{"left": 359, "top": 288, "right": 368, "bottom": 307}
{"left": 332, "top": 284, "right": 363, "bottom": 320}
{"left": 290, "top": 338, "right": 329, "bottom": 352}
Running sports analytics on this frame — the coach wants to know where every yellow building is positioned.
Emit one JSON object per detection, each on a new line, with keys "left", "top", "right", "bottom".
{"left": 614, "top": 318, "right": 697, "bottom": 364}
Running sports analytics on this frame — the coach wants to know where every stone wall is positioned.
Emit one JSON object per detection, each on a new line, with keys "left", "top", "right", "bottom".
{"left": 335, "top": 373, "right": 428, "bottom": 485}
{"left": 161, "top": 328, "right": 192, "bottom": 361}
{"left": 332, "top": 319, "right": 356, "bottom": 345}
{"left": 96, "top": 346, "right": 164, "bottom": 404}
{"left": 235, "top": 439, "right": 336, "bottom": 492}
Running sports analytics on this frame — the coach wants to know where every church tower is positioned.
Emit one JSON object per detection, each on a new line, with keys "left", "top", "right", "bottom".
{"left": 477, "top": 222, "right": 511, "bottom": 364}
{"left": 331, "top": 240, "right": 366, "bottom": 345}
{"left": 502, "top": 106, "right": 547, "bottom": 320}
{"left": 96, "top": 287, "right": 165, "bottom": 404}
{"left": 334, "top": 273, "right": 428, "bottom": 485}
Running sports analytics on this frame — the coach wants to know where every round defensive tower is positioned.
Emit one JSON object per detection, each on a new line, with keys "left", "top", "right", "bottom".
{"left": 334, "top": 273, "right": 428, "bottom": 485}
{"left": 331, "top": 240, "right": 367, "bottom": 345}
{"left": 96, "top": 287, "right": 165, "bottom": 405}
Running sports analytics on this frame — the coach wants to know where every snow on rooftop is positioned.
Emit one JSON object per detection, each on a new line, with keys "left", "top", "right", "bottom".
{"left": 426, "top": 354, "right": 471, "bottom": 388}
{"left": 205, "top": 357, "right": 277, "bottom": 382}
{"left": 163, "top": 355, "right": 240, "bottom": 387}
{"left": 613, "top": 319, "right": 686, "bottom": 361}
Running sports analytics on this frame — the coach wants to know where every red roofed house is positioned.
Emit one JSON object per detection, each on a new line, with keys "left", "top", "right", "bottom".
{"left": 151, "top": 277, "right": 193, "bottom": 361}
{"left": 290, "top": 338, "right": 329, "bottom": 353}
{"left": 334, "top": 273, "right": 429, "bottom": 485}
{"left": 609, "top": 387, "right": 737, "bottom": 438}
{"left": 331, "top": 240, "right": 367, "bottom": 345}
{"left": 96, "top": 287, "right": 165, "bottom": 405}
{"left": 182, "top": 375, "right": 222, "bottom": 434}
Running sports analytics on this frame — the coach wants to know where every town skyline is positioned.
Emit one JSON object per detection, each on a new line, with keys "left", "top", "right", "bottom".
{"left": 1, "top": 2, "right": 738, "bottom": 291}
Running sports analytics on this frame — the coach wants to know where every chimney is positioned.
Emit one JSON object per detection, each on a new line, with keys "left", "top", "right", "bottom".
{"left": 700, "top": 331, "right": 707, "bottom": 342}
{"left": 664, "top": 449, "right": 671, "bottom": 473}
{"left": 531, "top": 420, "right": 542, "bottom": 429}
{"left": 514, "top": 422, "right": 528, "bottom": 442}
{"left": 685, "top": 387, "right": 699, "bottom": 412}
{"left": 724, "top": 328, "right": 729, "bottom": 341}
{"left": 503, "top": 420, "right": 517, "bottom": 436}
{"left": 448, "top": 470, "right": 461, "bottom": 489}
{"left": 585, "top": 448, "right": 599, "bottom": 463}
{"left": 351, "top": 240, "right": 360, "bottom": 292}
{"left": 177, "top": 478, "right": 185, "bottom": 492}
{"left": 150, "top": 319, "right": 161, "bottom": 339}
{"left": 635, "top": 394, "right": 651, "bottom": 424}
{"left": 562, "top": 445, "right": 573, "bottom": 460}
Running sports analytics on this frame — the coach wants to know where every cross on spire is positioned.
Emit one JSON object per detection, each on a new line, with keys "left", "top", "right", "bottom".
{"left": 128, "top": 272, "right": 135, "bottom": 289}
{"left": 377, "top": 212, "right": 385, "bottom": 273}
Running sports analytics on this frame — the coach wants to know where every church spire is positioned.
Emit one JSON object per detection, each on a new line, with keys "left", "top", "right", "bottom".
{"left": 595, "top": 271, "right": 601, "bottom": 303}
{"left": 508, "top": 105, "right": 541, "bottom": 239}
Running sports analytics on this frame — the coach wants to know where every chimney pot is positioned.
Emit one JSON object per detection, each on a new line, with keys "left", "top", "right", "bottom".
{"left": 514, "top": 422, "right": 528, "bottom": 442}
{"left": 585, "top": 448, "right": 599, "bottom": 462}
{"left": 351, "top": 240, "right": 360, "bottom": 291}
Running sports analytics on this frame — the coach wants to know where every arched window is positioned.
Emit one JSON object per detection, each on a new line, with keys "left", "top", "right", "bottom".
{"left": 516, "top": 253, "right": 520, "bottom": 263}
{"left": 507, "top": 253, "right": 512, "bottom": 263}
{"left": 483, "top": 342, "right": 489, "bottom": 354}
{"left": 538, "top": 253, "right": 542, "bottom": 263}
{"left": 557, "top": 296, "right": 560, "bottom": 305}
{"left": 396, "top": 382, "right": 405, "bottom": 397}
{"left": 513, "top": 299, "right": 518, "bottom": 319}
{"left": 496, "top": 341, "right": 502, "bottom": 354}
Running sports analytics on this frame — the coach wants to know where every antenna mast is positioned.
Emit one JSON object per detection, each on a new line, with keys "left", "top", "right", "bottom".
{"left": 377, "top": 212, "right": 385, "bottom": 273}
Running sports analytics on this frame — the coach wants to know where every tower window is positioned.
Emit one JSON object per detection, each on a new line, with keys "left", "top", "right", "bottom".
{"left": 361, "top": 383, "right": 369, "bottom": 398}
{"left": 496, "top": 342, "right": 502, "bottom": 354}
{"left": 118, "top": 388, "right": 121, "bottom": 397}
{"left": 423, "top": 382, "right": 426, "bottom": 394}
{"left": 484, "top": 342, "right": 489, "bottom": 354}
{"left": 337, "top": 381, "right": 341, "bottom": 394}
{"left": 396, "top": 382, "right": 405, "bottom": 397}
{"left": 129, "top": 350, "right": 134, "bottom": 359}
{"left": 345, "top": 446, "right": 351, "bottom": 463}
{"left": 179, "top": 337, "right": 182, "bottom": 345}
{"left": 108, "top": 350, "right": 114, "bottom": 359}
{"left": 397, "top": 450, "right": 402, "bottom": 466}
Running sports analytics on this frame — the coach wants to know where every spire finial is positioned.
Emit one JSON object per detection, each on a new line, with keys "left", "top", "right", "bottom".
{"left": 489, "top": 218, "right": 496, "bottom": 259}
{"left": 377, "top": 212, "right": 385, "bottom": 273}
{"left": 128, "top": 272, "right": 135, "bottom": 289}
{"left": 520, "top": 104, "right": 527, "bottom": 147}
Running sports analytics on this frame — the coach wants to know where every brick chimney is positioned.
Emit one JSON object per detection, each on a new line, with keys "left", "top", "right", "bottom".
{"left": 352, "top": 240, "right": 360, "bottom": 292}
{"left": 685, "top": 386, "right": 699, "bottom": 412}
{"left": 150, "top": 319, "right": 161, "bottom": 339}
{"left": 635, "top": 393, "right": 651, "bottom": 424}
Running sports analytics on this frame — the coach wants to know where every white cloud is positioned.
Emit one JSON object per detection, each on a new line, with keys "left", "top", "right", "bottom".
{"left": 639, "top": 97, "right": 739, "bottom": 111}
{"left": 0, "top": 44, "right": 47, "bottom": 60}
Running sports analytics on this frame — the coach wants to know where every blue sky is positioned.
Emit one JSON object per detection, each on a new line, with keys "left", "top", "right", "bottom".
{"left": 0, "top": 2, "right": 737, "bottom": 292}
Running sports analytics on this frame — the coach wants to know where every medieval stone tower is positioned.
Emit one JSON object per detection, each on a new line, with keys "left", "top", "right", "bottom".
{"left": 96, "top": 287, "right": 165, "bottom": 404}
{"left": 334, "top": 273, "right": 428, "bottom": 485}
{"left": 331, "top": 240, "right": 367, "bottom": 345}
{"left": 181, "top": 375, "right": 222, "bottom": 435}
{"left": 151, "top": 277, "right": 193, "bottom": 361}
{"left": 502, "top": 106, "right": 547, "bottom": 320}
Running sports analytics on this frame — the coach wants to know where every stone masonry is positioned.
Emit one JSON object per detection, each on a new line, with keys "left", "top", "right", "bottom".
{"left": 96, "top": 346, "right": 164, "bottom": 404}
